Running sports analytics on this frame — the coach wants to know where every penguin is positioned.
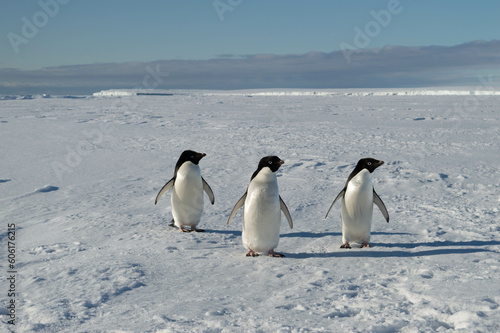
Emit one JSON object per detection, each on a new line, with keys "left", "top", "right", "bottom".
{"left": 227, "top": 156, "right": 293, "bottom": 257}
{"left": 155, "top": 150, "right": 215, "bottom": 232}
{"left": 325, "top": 158, "right": 389, "bottom": 248}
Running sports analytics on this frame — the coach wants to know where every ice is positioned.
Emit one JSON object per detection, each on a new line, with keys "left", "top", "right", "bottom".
{"left": 0, "top": 89, "right": 499, "bottom": 332}
{"left": 92, "top": 90, "right": 136, "bottom": 97}
{"left": 92, "top": 88, "right": 500, "bottom": 98}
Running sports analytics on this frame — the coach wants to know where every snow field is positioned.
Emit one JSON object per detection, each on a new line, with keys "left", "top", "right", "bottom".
{"left": 0, "top": 90, "right": 499, "bottom": 332}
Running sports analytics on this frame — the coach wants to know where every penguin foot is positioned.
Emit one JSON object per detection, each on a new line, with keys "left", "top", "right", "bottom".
{"left": 340, "top": 243, "right": 351, "bottom": 249}
{"left": 246, "top": 249, "right": 259, "bottom": 257}
{"left": 191, "top": 227, "right": 205, "bottom": 232}
{"left": 268, "top": 250, "right": 285, "bottom": 258}
{"left": 361, "top": 242, "right": 371, "bottom": 248}
{"left": 179, "top": 227, "right": 192, "bottom": 232}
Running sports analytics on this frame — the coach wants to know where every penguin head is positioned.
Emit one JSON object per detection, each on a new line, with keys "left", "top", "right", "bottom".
{"left": 175, "top": 150, "right": 206, "bottom": 174}
{"left": 258, "top": 156, "right": 284, "bottom": 172}
{"left": 356, "top": 158, "right": 384, "bottom": 173}
{"left": 250, "top": 156, "right": 284, "bottom": 180}
{"left": 249, "top": 155, "right": 283, "bottom": 180}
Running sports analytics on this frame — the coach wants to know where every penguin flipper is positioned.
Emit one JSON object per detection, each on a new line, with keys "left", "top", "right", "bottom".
{"left": 202, "top": 176, "right": 215, "bottom": 205}
{"left": 325, "top": 188, "right": 345, "bottom": 218}
{"left": 155, "top": 178, "right": 175, "bottom": 205}
{"left": 279, "top": 196, "right": 293, "bottom": 229}
{"left": 373, "top": 189, "right": 389, "bottom": 222}
{"left": 227, "top": 192, "right": 247, "bottom": 225}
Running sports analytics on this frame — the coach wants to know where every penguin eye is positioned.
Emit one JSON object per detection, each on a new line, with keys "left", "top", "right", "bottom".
{"left": 191, "top": 155, "right": 194, "bottom": 159}
{"left": 268, "top": 161, "right": 272, "bottom": 164}
{"left": 367, "top": 162, "right": 372, "bottom": 166}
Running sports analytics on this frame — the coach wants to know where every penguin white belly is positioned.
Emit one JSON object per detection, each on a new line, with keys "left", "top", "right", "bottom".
{"left": 242, "top": 169, "right": 281, "bottom": 253}
{"left": 171, "top": 163, "right": 204, "bottom": 228}
{"left": 341, "top": 170, "right": 373, "bottom": 244}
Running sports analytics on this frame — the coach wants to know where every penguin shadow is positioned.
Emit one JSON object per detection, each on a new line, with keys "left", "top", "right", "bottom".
{"left": 205, "top": 229, "right": 241, "bottom": 238}
{"left": 287, "top": 247, "right": 494, "bottom": 259}
{"left": 371, "top": 231, "right": 414, "bottom": 236}
{"left": 285, "top": 236, "right": 499, "bottom": 259}
{"left": 376, "top": 239, "right": 500, "bottom": 249}
{"left": 280, "top": 231, "right": 341, "bottom": 238}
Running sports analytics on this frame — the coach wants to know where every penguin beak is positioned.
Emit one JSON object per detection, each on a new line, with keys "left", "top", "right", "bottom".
{"left": 200, "top": 153, "right": 206, "bottom": 159}
{"left": 279, "top": 160, "right": 284, "bottom": 166}
{"left": 377, "top": 160, "right": 384, "bottom": 167}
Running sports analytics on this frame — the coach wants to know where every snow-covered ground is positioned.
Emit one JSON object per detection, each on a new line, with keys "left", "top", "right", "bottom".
{"left": 1, "top": 89, "right": 499, "bottom": 332}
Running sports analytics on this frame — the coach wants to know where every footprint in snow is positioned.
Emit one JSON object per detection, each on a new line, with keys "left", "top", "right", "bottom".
{"left": 439, "top": 173, "right": 449, "bottom": 181}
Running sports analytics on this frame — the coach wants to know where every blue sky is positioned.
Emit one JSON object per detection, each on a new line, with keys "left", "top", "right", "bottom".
{"left": 1, "top": 0, "right": 500, "bottom": 93}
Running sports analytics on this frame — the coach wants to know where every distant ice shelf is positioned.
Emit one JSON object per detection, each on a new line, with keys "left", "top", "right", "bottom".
{"left": 0, "top": 94, "right": 86, "bottom": 100}
{"left": 2, "top": 88, "right": 500, "bottom": 100}
{"left": 90, "top": 88, "right": 500, "bottom": 98}
{"left": 205, "top": 89, "right": 500, "bottom": 97}
{"left": 92, "top": 90, "right": 175, "bottom": 97}
{"left": 92, "top": 90, "right": 136, "bottom": 97}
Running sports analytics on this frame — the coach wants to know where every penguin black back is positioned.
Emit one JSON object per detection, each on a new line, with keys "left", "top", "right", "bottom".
{"left": 251, "top": 156, "right": 284, "bottom": 180}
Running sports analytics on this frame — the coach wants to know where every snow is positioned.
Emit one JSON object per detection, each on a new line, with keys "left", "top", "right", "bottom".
{"left": 1, "top": 89, "right": 499, "bottom": 332}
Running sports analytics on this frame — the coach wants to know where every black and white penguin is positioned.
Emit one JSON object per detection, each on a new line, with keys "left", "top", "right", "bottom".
{"left": 155, "top": 150, "right": 215, "bottom": 232}
{"left": 227, "top": 156, "right": 293, "bottom": 257}
{"left": 325, "top": 158, "right": 389, "bottom": 248}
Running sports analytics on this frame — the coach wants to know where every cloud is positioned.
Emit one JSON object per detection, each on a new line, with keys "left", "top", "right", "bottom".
{"left": 1, "top": 40, "right": 500, "bottom": 94}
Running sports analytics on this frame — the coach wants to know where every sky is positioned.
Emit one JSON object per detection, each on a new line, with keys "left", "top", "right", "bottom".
{"left": 1, "top": 0, "right": 500, "bottom": 94}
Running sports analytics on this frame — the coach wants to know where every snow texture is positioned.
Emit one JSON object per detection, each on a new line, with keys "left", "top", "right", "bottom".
{"left": 1, "top": 89, "right": 499, "bottom": 332}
